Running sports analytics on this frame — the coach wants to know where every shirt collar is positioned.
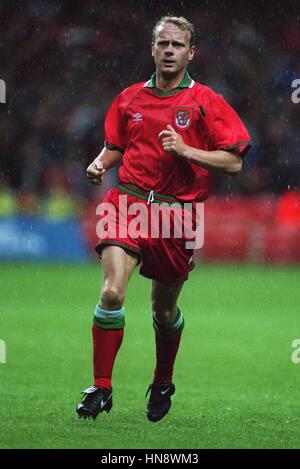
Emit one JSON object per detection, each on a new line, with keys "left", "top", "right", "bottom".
{"left": 145, "top": 71, "right": 192, "bottom": 89}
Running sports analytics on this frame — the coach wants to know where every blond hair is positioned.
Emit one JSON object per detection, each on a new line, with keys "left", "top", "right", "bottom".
{"left": 152, "top": 16, "right": 195, "bottom": 46}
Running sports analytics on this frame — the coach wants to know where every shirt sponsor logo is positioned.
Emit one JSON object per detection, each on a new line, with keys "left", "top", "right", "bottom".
{"left": 174, "top": 108, "right": 192, "bottom": 129}
{"left": 132, "top": 112, "right": 143, "bottom": 122}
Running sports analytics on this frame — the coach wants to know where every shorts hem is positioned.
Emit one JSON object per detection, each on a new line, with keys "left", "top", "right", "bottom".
{"left": 139, "top": 271, "right": 189, "bottom": 285}
{"left": 95, "top": 240, "right": 141, "bottom": 262}
{"left": 139, "top": 261, "right": 194, "bottom": 285}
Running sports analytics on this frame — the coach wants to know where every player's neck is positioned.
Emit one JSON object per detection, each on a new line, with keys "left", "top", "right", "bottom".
{"left": 155, "top": 70, "right": 186, "bottom": 91}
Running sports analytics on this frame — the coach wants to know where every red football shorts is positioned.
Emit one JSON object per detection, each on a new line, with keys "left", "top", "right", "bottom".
{"left": 95, "top": 187, "right": 196, "bottom": 285}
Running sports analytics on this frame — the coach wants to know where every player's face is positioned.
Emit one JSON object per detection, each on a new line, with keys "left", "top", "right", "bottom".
{"left": 152, "top": 23, "right": 195, "bottom": 77}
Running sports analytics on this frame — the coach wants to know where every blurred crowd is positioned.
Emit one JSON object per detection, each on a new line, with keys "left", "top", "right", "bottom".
{"left": 0, "top": 0, "right": 299, "bottom": 219}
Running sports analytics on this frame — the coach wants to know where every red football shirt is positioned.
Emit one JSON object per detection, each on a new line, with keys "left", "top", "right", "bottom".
{"left": 104, "top": 72, "right": 251, "bottom": 202}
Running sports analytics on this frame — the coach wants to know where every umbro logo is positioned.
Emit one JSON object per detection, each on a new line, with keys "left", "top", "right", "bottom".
{"left": 132, "top": 112, "right": 143, "bottom": 122}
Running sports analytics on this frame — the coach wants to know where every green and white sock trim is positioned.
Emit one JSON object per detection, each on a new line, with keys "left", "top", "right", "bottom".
{"left": 93, "top": 304, "right": 125, "bottom": 329}
{"left": 153, "top": 308, "right": 185, "bottom": 337}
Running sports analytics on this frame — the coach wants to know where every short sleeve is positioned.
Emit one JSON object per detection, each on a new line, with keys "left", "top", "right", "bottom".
{"left": 104, "top": 94, "right": 127, "bottom": 153}
{"left": 211, "top": 93, "right": 251, "bottom": 157}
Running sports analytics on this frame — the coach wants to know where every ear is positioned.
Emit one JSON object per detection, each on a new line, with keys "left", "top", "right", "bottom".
{"left": 188, "top": 45, "right": 196, "bottom": 61}
{"left": 151, "top": 42, "right": 155, "bottom": 57}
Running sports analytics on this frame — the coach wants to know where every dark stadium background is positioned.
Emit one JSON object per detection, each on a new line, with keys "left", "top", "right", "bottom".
{"left": 1, "top": 0, "right": 300, "bottom": 451}
{"left": 1, "top": 0, "right": 300, "bottom": 262}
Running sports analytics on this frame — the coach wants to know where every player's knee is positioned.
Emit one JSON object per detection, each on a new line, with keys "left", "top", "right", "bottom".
{"left": 152, "top": 304, "right": 176, "bottom": 324}
{"left": 100, "top": 287, "right": 124, "bottom": 310}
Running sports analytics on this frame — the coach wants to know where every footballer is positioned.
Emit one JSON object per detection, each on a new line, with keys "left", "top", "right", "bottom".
{"left": 76, "top": 16, "right": 251, "bottom": 422}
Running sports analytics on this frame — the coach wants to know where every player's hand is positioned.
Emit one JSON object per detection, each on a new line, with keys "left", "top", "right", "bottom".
{"left": 158, "top": 125, "right": 187, "bottom": 157}
{"left": 86, "top": 159, "right": 106, "bottom": 185}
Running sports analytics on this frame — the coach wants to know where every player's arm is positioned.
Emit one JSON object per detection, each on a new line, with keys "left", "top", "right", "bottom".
{"left": 181, "top": 147, "right": 242, "bottom": 174}
{"left": 158, "top": 125, "right": 242, "bottom": 174}
{"left": 86, "top": 146, "right": 123, "bottom": 185}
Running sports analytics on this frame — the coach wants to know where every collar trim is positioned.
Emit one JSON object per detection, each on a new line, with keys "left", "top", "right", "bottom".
{"left": 145, "top": 71, "right": 193, "bottom": 89}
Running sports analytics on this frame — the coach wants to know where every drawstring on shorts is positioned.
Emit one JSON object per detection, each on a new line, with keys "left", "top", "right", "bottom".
{"left": 147, "top": 190, "right": 155, "bottom": 205}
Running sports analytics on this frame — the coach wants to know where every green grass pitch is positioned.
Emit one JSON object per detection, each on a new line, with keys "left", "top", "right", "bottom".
{"left": 1, "top": 261, "right": 300, "bottom": 449}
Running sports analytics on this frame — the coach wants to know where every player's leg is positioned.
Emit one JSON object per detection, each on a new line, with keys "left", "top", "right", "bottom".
{"left": 76, "top": 245, "right": 139, "bottom": 420}
{"left": 93, "top": 245, "right": 138, "bottom": 388}
{"left": 146, "top": 279, "right": 185, "bottom": 422}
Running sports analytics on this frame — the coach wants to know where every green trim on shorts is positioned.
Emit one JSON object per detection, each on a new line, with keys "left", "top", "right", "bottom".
{"left": 117, "top": 183, "right": 182, "bottom": 205}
